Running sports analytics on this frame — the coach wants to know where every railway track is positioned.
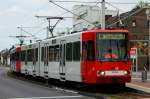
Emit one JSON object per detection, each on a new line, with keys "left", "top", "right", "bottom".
{"left": 8, "top": 71, "right": 150, "bottom": 99}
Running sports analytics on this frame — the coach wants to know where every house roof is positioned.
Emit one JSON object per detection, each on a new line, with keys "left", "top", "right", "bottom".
{"left": 106, "top": 6, "right": 148, "bottom": 28}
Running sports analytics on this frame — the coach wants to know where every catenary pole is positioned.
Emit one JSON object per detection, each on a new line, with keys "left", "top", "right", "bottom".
{"left": 101, "top": 0, "right": 105, "bottom": 29}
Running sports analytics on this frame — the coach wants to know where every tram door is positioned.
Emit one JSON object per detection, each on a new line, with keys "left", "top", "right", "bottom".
{"left": 44, "top": 44, "right": 49, "bottom": 77}
{"left": 59, "top": 40, "right": 66, "bottom": 81}
{"left": 33, "top": 48, "right": 38, "bottom": 76}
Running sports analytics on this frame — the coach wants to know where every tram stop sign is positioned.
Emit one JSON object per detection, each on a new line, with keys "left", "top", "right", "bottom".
{"left": 130, "top": 48, "right": 137, "bottom": 58}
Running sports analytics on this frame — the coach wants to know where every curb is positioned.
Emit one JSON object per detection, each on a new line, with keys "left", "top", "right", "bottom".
{"left": 126, "top": 83, "right": 150, "bottom": 94}
{"left": 132, "top": 78, "right": 150, "bottom": 81}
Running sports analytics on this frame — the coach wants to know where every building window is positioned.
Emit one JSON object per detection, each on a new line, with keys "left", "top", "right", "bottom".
{"left": 132, "top": 20, "right": 136, "bottom": 27}
{"left": 105, "top": 15, "right": 112, "bottom": 20}
{"left": 147, "top": 20, "right": 149, "bottom": 27}
{"left": 116, "top": 22, "right": 119, "bottom": 27}
{"left": 132, "top": 35, "right": 138, "bottom": 39}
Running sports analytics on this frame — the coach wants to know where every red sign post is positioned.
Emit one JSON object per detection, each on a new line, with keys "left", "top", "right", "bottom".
{"left": 130, "top": 48, "right": 138, "bottom": 72}
{"left": 130, "top": 48, "right": 137, "bottom": 58}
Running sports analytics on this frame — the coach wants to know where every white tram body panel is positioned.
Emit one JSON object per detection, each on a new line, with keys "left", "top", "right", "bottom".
{"left": 26, "top": 45, "right": 33, "bottom": 75}
{"left": 40, "top": 40, "right": 49, "bottom": 78}
{"left": 21, "top": 43, "right": 40, "bottom": 76}
{"left": 64, "top": 33, "right": 82, "bottom": 82}
{"left": 46, "top": 38, "right": 60, "bottom": 80}
{"left": 28, "top": 43, "right": 40, "bottom": 76}
{"left": 20, "top": 32, "right": 83, "bottom": 82}
{"left": 39, "top": 32, "right": 82, "bottom": 82}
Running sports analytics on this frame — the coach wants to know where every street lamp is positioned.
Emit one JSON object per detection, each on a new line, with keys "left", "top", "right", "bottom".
{"left": 146, "top": 7, "right": 150, "bottom": 70}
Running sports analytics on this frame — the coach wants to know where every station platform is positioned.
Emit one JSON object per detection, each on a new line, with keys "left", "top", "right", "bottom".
{"left": 126, "top": 72, "right": 150, "bottom": 94}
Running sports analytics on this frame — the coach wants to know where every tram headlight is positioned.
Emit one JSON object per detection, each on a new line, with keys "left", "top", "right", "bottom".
{"left": 100, "top": 71, "right": 105, "bottom": 76}
{"left": 97, "top": 71, "right": 105, "bottom": 76}
{"left": 123, "top": 71, "right": 128, "bottom": 75}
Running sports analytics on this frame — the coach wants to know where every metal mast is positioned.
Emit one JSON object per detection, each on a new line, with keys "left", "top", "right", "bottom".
{"left": 36, "top": 16, "right": 63, "bottom": 38}
{"left": 101, "top": 0, "right": 105, "bottom": 29}
{"left": 9, "top": 27, "right": 30, "bottom": 46}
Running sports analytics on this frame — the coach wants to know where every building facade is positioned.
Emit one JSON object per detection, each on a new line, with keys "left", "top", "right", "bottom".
{"left": 73, "top": 5, "right": 118, "bottom": 31}
{"left": 0, "top": 49, "right": 10, "bottom": 66}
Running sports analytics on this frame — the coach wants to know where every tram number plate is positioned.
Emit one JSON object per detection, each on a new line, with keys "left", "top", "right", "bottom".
{"left": 105, "top": 71, "right": 124, "bottom": 76}
{"left": 112, "top": 71, "right": 118, "bottom": 73}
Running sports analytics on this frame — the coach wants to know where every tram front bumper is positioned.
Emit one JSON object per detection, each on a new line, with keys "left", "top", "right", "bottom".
{"left": 96, "top": 76, "right": 131, "bottom": 84}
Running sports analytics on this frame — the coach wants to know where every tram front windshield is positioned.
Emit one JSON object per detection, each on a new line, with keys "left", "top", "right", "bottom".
{"left": 97, "top": 33, "right": 128, "bottom": 62}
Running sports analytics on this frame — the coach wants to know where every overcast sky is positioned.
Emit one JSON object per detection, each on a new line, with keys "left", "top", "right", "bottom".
{"left": 0, "top": 0, "right": 149, "bottom": 51}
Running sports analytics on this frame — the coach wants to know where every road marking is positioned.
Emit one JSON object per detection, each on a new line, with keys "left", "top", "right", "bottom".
{"left": 10, "top": 95, "right": 83, "bottom": 99}
{"left": 54, "top": 87, "right": 78, "bottom": 94}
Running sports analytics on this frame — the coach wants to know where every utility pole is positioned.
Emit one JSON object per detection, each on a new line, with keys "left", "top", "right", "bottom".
{"left": 47, "top": 17, "right": 63, "bottom": 37}
{"left": 101, "top": 0, "right": 105, "bottom": 29}
{"left": 17, "top": 26, "right": 24, "bottom": 45}
{"left": 46, "top": 26, "right": 49, "bottom": 38}
{"left": 17, "top": 26, "right": 41, "bottom": 41}
{"left": 36, "top": 16, "right": 63, "bottom": 38}
{"left": 9, "top": 26, "right": 34, "bottom": 46}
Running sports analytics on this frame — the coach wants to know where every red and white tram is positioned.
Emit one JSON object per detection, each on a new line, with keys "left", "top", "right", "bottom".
{"left": 10, "top": 29, "right": 131, "bottom": 84}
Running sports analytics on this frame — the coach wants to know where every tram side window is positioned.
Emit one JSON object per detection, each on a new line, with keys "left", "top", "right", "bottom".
{"left": 54, "top": 45, "right": 59, "bottom": 61}
{"left": 27, "top": 49, "right": 33, "bottom": 62}
{"left": 73, "top": 41, "right": 80, "bottom": 61}
{"left": 41, "top": 47, "right": 44, "bottom": 61}
{"left": 49, "top": 46, "right": 54, "bottom": 61}
{"left": 66, "top": 43, "right": 72, "bottom": 61}
{"left": 35, "top": 48, "right": 38, "bottom": 61}
{"left": 15, "top": 52, "right": 20, "bottom": 61}
{"left": 21, "top": 51, "right": 26, "bottom": 61}
{"left": 87, "top": 40, "right": 95, "bottom": 61}
{"left": 82, "top": 41, "right": 87, "bottom": 61}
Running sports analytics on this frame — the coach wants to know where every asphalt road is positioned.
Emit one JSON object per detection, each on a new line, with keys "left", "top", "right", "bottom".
{"left": 0, "top": 66, "right": 93, "bottom": 99}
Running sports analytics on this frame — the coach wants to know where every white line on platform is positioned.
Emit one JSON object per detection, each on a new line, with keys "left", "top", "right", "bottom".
{"left": 10, "top": 95, "right": 83, "bottom": 99}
